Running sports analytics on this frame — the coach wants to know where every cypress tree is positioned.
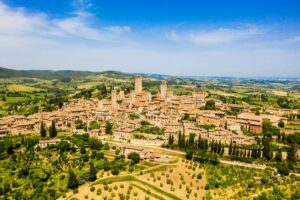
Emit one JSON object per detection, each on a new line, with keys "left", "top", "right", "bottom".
{"left": 205, "top": 139, "right": 208, "bottom": 152}
{"left": 277, "top": 132, "right": 281, "bottom": 141}
{"left": 210, "top": 140, "right": 214, "bottom": 152}
{"left": 220, "top": 146, "right": 224, "bottom": 156}
{"left": 247, "top": 149, "right": 251, "bottom": 158}
{"left": 263, "top": 138, "right": 272, "bottom": 160}
{"left": 40, "top": 122, "right": 47, "bottom": 137}
{"left": 275, "top": 148, "right": 282, "bottom": 161}
{"left": 171, "top": 135, "right": 174, "bottom": 145}
{"left": 49, "top": 121, "right": 57, "bottom": 138}
{"left": 67, "top": 169, "right": 79, "bottom": 189}
{"left": 218, "top": 141, "right": 222, "bottom": 154}
{"left": 232, "top": 144, "right": 236, "bottom": 156}
{"left": 251, "top": 147, "right": 256, "bottom": 159}
{"left": 257, "top": 148, "right": 261, "bottom": 158}
{"left": 287, "top": 144, "right": 297, "bottom": 163}
{"left": 178, "top": 131, "right": 182, "bottom": 147}
{"left": 282, "top": 133, "right": 286, "bottom": 143}
{"left": 168, "top": 134, "right": 172, "bottom": 145}
{"left": 89, "top": 162, "right": 97, "bottom": 181}
{"left": 197, "top": 134, "right": 202, "bottom": 149}
{"left": 244, "top": 148, "right": 247, "bottom": 157}
{"left": 229, "top": 140, "right": 233, "bottom": 155}
{"left": 182, "top": 133, "right": 186, "bottom": 148}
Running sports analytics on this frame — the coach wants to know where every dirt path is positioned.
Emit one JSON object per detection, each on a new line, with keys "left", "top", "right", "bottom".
{"left": 106, "top": 140, "right": 270, "bottom": 170}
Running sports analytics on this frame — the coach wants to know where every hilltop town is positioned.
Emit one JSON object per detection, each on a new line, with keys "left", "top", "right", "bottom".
{"left": 0, "top": 75, "right": 298, "bottom": 146}
{"left": 0, "top": 73, "right": 299, "bottom": 200}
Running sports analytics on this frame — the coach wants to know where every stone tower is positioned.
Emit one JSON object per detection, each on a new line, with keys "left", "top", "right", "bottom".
{"left": 160, "top": 80, "right": 167, "bottom": 98}
{"left": 111, "top": 89, "right": 117, "bottom": 109}
{"left": 135, "top": 75, "right": 142, "bottom": 94}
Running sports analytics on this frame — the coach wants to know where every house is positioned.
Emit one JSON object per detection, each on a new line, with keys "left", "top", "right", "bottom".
{"left": 38, "top": 139, "right": 61, "bottom": 148}
{"left": 141, "top": 150, "right": 160, "bottom": 160}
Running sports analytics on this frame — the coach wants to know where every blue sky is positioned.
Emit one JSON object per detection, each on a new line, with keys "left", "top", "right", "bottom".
{"left": 0, "top": 0, "right": 300, "bottom": 77}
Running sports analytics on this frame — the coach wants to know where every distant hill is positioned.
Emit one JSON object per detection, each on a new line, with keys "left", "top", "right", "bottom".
{"left": 0, "top": 67, "right": 140, "bottom": 80}
{"left": 0, "top": 67, "right": 175, "bottom": 81}
{"left": 0, "top": 67, "right": 100, "bottom": 80}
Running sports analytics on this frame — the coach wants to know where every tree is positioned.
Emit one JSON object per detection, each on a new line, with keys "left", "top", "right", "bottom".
{"left": 89, "top": 162, "right": 97, "bottom": 181}
{"left": 229, "top": 140, "right": 233, "bottom": 155}
{"left": 262, "top": 119, "right": 279, "bottom": 137}
{"left": 67, "top": 169, "right": 79, "bottom": 189}
{"left": 278, "top": 120, "right": 285, "bottom": 128}
{"left": 185, "top": 148, "right": 194, "bottom": 160}
{"left": 188, "top": 133, "right": 196, "bottom": 147}
{"left": 276, "top": 162, "right": 290, "bottom": 176}
{"left": 49, "top": 121, "right": 57, "bottom": 138}
{"left": 217, "top": 141, "right": 222, "bottom": 154}
{"left": 197, "top": 134, "right": 202, "bottom": 149}
{"left": 168, "top": 134, "right": 173, "bottom": 145}
{"left": 282, "top": 133, "right": 286, "bottom": 143}
{"left": 40, "top": 122, "right": 47, "bottom": 137}
{"left": 262, "top": 138, "right": 273, "bottom": 160}
{"left": 275, "top": 148, "right": 282, "bottom": 161}
{"left": 127, "top": 152, "right": 140, "bottom": 164}
{"left": 105, "top": 121, "right": 113, "bottom": 135}
{"left": 178, "top": 131, "right": 182, "bottom": 147}
{"left": 287, "top": 144, "right": 297, "bottom": 163}
{"left": 205, "top": 100, "right": 215, "bottom": 110}
{"left": 182, "top": 133, "right": 186, "bottom": 148}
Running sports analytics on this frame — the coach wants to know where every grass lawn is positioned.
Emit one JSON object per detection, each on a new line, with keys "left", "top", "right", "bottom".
{"left": 6, "top": 96, "right": 31, "bottom": 103}
{"left": 286, "top": 124, "right": 300, "bottom": 129}
{"left": 7, "top": 84, "right": 45, "bottom": 92}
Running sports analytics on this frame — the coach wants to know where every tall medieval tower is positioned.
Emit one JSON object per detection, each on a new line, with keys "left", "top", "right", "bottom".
{"left": 160, "top": 80, "right": 167, "bottom": 98}
{"left": 135, "top": 75, "right": 142, "bottom": 94}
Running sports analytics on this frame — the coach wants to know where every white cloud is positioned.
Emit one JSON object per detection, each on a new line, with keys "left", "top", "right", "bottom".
{"left": 105, "top": 26, "right": 131, "bottom": 34}
{"left": 168, "top": 26, "right": 261, "bottom": 45}
{"left": 0, "top": 1, "right": 131, "bottom": 43}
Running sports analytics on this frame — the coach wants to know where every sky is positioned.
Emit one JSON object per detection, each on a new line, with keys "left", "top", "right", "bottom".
{"left": 0, "top": 0, "right": 300, "bottom": 77}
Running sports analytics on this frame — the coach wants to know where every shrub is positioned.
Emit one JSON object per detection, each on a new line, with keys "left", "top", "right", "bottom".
{"left": 90, "top": 186, "right": 95, "bottom": 192}
{"left": 197, "top": 173, "right": 202, "bottom": 179}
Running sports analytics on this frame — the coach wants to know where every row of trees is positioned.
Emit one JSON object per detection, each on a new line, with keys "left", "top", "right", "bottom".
{"left": 40, "top": 121, "right": 57, "bottom": 138}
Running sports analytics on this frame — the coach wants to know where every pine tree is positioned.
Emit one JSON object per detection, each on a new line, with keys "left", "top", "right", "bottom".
{"left": 67, "top": 169, "right": 79, "bottom": 189}
{"left": 49, "top": 121, "right": 57, "bottom": 138}
{"left": 89, "top": 162, "right": 97, "bottom": 181}
{"left": 40, "top": 122, "right": 47, "bottom": 137}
